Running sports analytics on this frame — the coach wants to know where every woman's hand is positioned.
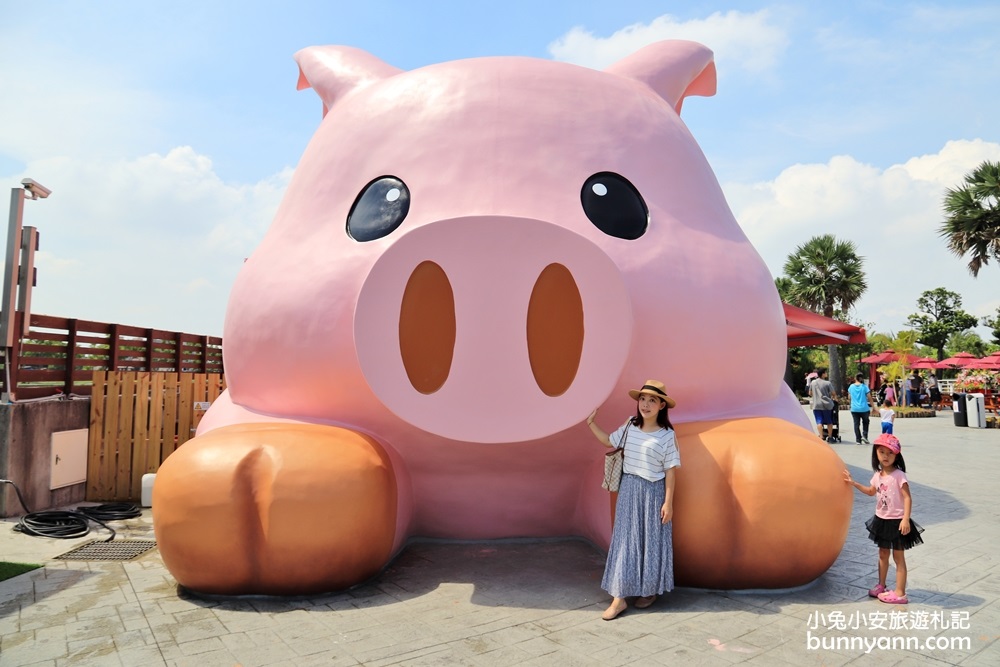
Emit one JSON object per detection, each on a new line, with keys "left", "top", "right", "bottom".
{"left": 660, "top": 502, "right": 673, "bottom": 525}
{"left": 586, "top": 409, "right": 611, "bottom": 446}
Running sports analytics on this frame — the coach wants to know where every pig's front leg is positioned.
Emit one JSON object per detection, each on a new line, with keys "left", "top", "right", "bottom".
{"left": 152, "top": 423, "right": 398, "bottom": 595}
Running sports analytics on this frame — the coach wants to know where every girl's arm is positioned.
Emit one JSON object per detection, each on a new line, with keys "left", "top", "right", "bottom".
{"left": 843, "top": 470, "right": 876, "bottom": 495}
{"left": 661, "top": 467, "right": 676, "bottom": 524}
{"left": 586, "top": 409, "right": 612, "bottom": 447}
{"left": 899, "top": 481, "right": 912, "bottom": 535}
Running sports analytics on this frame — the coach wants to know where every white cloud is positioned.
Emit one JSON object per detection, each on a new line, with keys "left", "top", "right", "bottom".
{"left": 724, "top": 139, "right": 1000, "bottom": 337}
{"left": 548, "top": 9, "right": 789, "bottom": 75}
{"left": 14, "top": 149, "right": 286, "bottom": 336}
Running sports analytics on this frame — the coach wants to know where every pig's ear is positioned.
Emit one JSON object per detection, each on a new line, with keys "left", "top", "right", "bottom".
{"left": 605, "top": 40, "right": 716, "bottom": 115}
{"left": 294, "top": 46, "right": 403, "bottom": 116}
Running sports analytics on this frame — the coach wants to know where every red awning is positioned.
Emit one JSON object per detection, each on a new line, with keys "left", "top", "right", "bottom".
{"left": 784, "top": 303, "right": 867, "bottom": 348}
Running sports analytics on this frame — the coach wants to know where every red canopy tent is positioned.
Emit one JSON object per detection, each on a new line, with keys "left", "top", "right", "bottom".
{"left": 783, "top": 304, "right": 867, "bottom": 348}
{"left": 857, "top": 350, "right": 922, "bottom": 388}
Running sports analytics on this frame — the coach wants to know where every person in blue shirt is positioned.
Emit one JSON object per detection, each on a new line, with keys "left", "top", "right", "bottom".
{"left": 848, "top": 373, "right": 873, "bottom": 445}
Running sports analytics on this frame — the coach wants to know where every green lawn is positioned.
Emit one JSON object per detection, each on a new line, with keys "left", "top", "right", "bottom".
{"left": 0, "top": 561, "right": 42, "bottom": 582}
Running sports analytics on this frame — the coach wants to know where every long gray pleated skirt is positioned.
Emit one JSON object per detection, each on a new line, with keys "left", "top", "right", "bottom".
{"left": 601, "top": 472, "right": 674, "bottom": 598}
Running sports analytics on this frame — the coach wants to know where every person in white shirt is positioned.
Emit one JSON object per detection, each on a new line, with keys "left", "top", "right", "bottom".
{"left": 586, "top": 379, "right": 680, "bottom": 620}
{"left": 880, "top": 400, "right": 896, "bottom": 434}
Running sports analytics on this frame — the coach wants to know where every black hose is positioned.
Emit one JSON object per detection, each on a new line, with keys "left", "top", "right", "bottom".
{"left": 76, "top": 503, "right": 142, "bottom": 522}
{"left": 15, "top": 510, "right": 97, "bottom": 540}
{"left": 2, "top": 479, "right": 139, "bottom": 541}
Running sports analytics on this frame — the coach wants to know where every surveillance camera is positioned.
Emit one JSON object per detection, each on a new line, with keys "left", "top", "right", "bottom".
{"left": 21, "top": 178, "right": 51, "bottom": 199}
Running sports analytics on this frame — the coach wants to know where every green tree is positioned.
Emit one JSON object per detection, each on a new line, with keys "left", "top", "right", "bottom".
{"left": 878, "top": 330, "right": 919, "bottom": 394}
{"left": 782, "top": 235, "right": 867, "bottom": 393}
{"left": 982, "top": 307, "right": 1000, "bottom": 347}
{"left": 940, "top": 160, "right": 1000, "bottom": 277}
{"left": 905, "top": 288, "right": 979, "bottom": 360}
{"left": 946, "top": 330, "right": 990, "bottom": 358}
{"left": 774, "top": 276, "right": 797, "bottom": 305}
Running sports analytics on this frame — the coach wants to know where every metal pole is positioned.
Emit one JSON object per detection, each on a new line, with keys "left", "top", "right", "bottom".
{"left": 1, "top": 188, "right": 25, "bottom": 349}
{"left": 1, "top": 188, "right": 25, "bottom": 402}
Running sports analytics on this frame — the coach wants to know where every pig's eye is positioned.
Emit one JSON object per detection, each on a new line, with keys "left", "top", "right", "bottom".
{"left": 347, "top": 176, "right": 410, "bottom": 241}
{"left": 580, "top": 172, "right": 648, "bottom": 240}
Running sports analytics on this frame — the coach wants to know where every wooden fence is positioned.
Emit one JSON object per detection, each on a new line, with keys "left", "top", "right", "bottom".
{"left": 0, "top": 312, "right": 223, "bottom": 400}
{"left": 87, "top": 371, "right": 226, "bottom": 502}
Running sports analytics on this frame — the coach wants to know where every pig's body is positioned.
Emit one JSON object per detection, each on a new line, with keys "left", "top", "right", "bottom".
{"left": 153, "top": 41, "right": 851, "bottom": 596}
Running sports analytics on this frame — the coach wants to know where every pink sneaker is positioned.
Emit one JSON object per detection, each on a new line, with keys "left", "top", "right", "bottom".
{"left": 868, "top": 583, "right": 886, "bottom": 598}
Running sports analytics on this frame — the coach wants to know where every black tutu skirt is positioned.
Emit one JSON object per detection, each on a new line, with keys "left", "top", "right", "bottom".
{"left": 865, "top": 514, "right": 925, "bottom": 550}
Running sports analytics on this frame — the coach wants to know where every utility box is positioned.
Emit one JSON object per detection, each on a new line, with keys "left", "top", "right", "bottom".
{"left": 50, "top": 429, "right": 88, "bottom": 490}
{"left": 967, "top": 393, "right": 986, "bottom": 428}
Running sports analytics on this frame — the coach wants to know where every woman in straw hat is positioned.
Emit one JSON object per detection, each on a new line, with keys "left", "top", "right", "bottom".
{"left": 586, "top": 379, "right": 680, "bottom": 620}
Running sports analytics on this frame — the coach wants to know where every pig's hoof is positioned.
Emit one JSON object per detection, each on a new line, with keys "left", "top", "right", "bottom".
{"left": 153, "top": 423, "right": 397, "bottom": 595}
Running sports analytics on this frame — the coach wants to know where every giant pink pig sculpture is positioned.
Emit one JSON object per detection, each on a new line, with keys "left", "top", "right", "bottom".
{"left": 153, "top": 40, "right": 852, "bottom": 595}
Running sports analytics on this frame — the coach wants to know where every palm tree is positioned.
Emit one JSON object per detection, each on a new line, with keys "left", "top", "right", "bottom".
{"left": 783, "top": 235, "right": 867, "bottom": 393}
{"left": 940, "top": 160, "right": 1000, "bottom": 277}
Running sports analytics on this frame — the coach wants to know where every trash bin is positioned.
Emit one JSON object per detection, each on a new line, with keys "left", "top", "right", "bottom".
{"left": 952, "top": 393, "right": 967, "bottom": 427}
{"left": 967, "top": 393, "right": 986, "bottom": 428}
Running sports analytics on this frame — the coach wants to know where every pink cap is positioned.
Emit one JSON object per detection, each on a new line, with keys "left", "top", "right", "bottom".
{"left": 873, "top": 433, "right": 900, "bottom": 454}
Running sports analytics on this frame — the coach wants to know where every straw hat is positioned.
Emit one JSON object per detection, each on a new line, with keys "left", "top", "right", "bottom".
{"left": 627, "top": 380, "right": 676, "bottom": 408}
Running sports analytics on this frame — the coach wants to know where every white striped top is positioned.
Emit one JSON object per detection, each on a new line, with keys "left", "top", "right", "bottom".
{"left": 608, "top": 420, "right": 681, "bottom": 482}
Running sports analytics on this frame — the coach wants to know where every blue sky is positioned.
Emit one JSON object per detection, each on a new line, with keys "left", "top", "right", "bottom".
{"left": 1, "top": 0, "right": 998, "bottom": 339}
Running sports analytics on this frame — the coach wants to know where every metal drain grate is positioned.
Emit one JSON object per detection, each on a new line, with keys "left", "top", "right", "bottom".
{"left": 55, "top": 539, "right": 157, "bottom": 561}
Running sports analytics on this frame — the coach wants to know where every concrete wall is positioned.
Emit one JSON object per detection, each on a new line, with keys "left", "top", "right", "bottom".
{"left": 0, "top": 399, "right": 91, "bottom": 517}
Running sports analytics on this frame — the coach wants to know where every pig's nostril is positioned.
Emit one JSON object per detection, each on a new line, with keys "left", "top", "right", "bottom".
{"left": 527, "top": 263, "right": 583, "bottom": 397}
{"left": 399, "top": 261, "right": 456, "bottom": 394}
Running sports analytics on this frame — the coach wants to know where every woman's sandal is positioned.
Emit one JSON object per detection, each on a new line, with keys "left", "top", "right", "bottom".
{"left": 877, "top": 590, "right": 908, "bottom": 604}
{"left": 634, "top": 595, "right": 657, "bottom": 609}
{"left": 601, "top": 599, "right": 628, "bottom": 621}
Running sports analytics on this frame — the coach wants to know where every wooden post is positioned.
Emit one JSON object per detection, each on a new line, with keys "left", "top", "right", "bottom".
{"left": 173, "top": 332, "right": 183, "bottom": 372}
{"left": 200, "top": 335, "right": 209, "bottom": 374}
{"left": 86, "top": 370, "right": 107, "bottom": 500}
{"left": 144, "top": 328, "right": 154, "bottom": 372}
{"left": 109, "top": 323, "right": 121, "bottom": 370}
{"left": 64, "top": 318, "right": 78, "bottom": 396}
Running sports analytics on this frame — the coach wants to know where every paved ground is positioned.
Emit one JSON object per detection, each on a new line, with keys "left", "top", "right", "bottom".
{"left": 1, "top": 410, "right": 998, "bottom": 666}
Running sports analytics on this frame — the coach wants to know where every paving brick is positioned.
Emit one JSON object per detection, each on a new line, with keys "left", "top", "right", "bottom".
{"left": 1, "top": 411, "right": 999, "bottom": 665}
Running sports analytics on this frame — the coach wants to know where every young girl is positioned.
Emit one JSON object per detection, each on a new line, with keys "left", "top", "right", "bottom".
{"left": 586, "top": 379, "right": 680, "bottom": 620}
{"left": 883, "top": 381, "right": 896, "bottom": 408}
{"left": 879, "top": 399, "right": 896, "bottom": 434}
{"left": 843, "top": 433, "right": 924, "bottom": 604}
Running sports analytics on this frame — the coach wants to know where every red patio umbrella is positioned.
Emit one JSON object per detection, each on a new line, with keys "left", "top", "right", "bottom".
{"left": 940, "top": 352, "right": 979, "bottom": 367}
{"left": 860, "top": 350, "right": 918, "bottom": 364}
{"left": 964, "top": 357, "right": 1000, "bottom": 370}
{"left": 910, "top": 357, "right": 950, "bottom": 370}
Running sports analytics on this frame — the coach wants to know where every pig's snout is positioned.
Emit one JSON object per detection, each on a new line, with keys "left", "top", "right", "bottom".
{"left": 355, "top": 217, "right": 631, "bottom": 443}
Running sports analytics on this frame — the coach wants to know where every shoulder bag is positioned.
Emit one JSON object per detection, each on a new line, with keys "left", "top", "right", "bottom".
{"left": 601, "top": 422, "right": 630, "bottom": 492}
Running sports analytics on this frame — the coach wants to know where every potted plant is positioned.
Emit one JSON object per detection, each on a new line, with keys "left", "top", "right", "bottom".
{"left": 954, "top": 369, "right": 999, "bottom": 394}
